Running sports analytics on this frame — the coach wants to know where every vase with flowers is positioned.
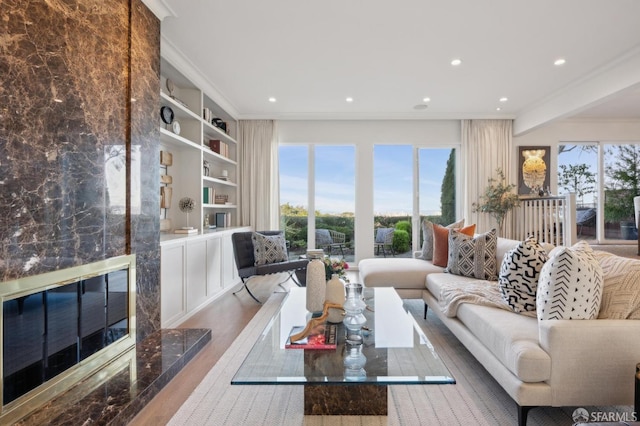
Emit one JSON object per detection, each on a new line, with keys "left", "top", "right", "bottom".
{"left": 323, "top": 256, "right": 349, "bottom": 282}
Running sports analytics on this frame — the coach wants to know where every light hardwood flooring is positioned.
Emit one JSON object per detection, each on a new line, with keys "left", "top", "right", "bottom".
{"left": 128, "top": 274, "right": 304, "bottom": 425}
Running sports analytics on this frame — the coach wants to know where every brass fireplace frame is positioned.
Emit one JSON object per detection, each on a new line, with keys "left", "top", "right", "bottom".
{"left": 0, "top": 254, "right": 137, "bottom": 424}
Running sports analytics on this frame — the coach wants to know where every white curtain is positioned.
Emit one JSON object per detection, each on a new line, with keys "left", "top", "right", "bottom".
{"left": 238, "top": 120, "right": 280, "bottom": 230}
{"left": 461, "top": 119, "right": 515, "bottom": 238}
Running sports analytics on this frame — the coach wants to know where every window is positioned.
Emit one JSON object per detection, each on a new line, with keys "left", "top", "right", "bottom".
{"left": 279, "top": 145, "right": 308, "bottom": 259}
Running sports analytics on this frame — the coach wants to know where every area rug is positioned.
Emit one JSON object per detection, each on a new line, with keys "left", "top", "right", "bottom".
{"left": 168, "top": 292, "right": 633, "bottom": 426}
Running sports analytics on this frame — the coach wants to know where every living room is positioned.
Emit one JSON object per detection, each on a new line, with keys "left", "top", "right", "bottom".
{"left": 1, "top": 0, "right": 640, "bottom": 425}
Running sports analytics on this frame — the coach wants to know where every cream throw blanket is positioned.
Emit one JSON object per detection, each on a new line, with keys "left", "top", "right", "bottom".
{"left": 439, "top": 279, "right": 536, "bottom": 318}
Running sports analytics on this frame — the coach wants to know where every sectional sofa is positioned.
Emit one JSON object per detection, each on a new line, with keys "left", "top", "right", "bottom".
{"left": 359, "top": 236, "right": 640, "bottom": 426}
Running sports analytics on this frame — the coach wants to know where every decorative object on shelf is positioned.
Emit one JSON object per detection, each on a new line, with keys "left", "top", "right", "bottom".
{"left": 214, "top": 194, "right": 228, "bottom": 204}
{"left": 160, "top": 186, "right": 172, "bottom": 209}
{"left": 518, "top": 146, "right": 550, "bottom": 195}
{"left": 165, "top": 78, "right": 188, "bottom": 107}
{"left": 323, "top": 256, "right": 349, "bottom": 282}
{"left": 203, "top": 160, "right": 210, "bottom": 177}
{"left": 160, "top": 150, "right": 173, "bottom": 166}
{"left": 160, "top": 106, "right": 174, "bottom": 126}
{"left": 343, "top": 282, "right": 366, "bottom": 332}
{"left": 171, "top": 120, "right": 181, "bottom": 135}
{"left": 178, "top": 197, "right": 195, "bottom": 230}
{"left": 306, "top": 258, "right": 326, "bottom": 315}
{"left": 203, "top": 107, "right": 212, "bottom": 122}
{"left": 212, "top": 118, "right": 227, "bottom": 133}
{"left": 325, "top": 273, "right": 346, "bottom": 323}
{"left": 472, "top": 168, "right": 520, "bottom": 237}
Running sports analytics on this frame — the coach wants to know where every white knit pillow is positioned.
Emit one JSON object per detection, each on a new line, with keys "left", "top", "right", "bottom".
{"left": 536, "top": 241, "right": 603, "bottom": 320}
{"left": 498, "top": 237, "right": 548, "bottom": 313}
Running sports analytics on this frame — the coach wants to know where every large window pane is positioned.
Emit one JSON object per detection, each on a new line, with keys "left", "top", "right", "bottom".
{"left": 315, "top": 146, "right": 355, "bottom": 262}
{"left": 373, "top": 145, "right": 412, "bottom": 257}
{"left": 279, "top": 146, "right": 308, "bottom": 259}
{"left": 604, "top": 144, "right": 639, "bottom": 240}
{"left": 557, "top": 143, "right": 598, "bottom": 240}
{"left": 419, "top": 148, "right": 456, "bottom": 223}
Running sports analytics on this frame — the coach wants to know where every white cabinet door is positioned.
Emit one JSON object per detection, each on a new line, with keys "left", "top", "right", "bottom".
{"left": 186, "top": 239, "right": 208, "bottom": 311}
{"left": 161, "top": 242, "right": 186, "bottom": 327}
{"left": 206, "top": 236, "right": 222, "bottom": 296}
{"left": 221, "top": 233, "right": 239, "bottom": 289}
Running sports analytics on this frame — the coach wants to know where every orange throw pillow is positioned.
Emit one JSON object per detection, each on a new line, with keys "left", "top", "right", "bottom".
{"left": 432, "top": 224, "right": 476, "bottom": 267}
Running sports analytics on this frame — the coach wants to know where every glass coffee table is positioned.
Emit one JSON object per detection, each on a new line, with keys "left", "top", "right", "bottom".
{"left": 232, "top": 286, "right": 455, "bottom": 415}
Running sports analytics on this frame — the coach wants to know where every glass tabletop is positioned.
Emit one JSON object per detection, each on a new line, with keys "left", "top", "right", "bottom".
{"left": 232, "top": 286, "right": 455, "bottom": 385}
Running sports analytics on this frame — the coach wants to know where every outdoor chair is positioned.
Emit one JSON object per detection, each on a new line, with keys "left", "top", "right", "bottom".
{"left": 374, "top": 227, "right": 395, "bottom": 257}
{"left": 575, "top": 208, "right": 596, "bottom": 236}
{"left": 315, "top": 229, "right": 347, "bottom": 258}
{"left": 231, "top": 231, "right": 308, "bottom": 303}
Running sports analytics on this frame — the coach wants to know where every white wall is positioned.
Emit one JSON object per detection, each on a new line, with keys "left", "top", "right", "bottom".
{"left": 278, "top": 120, "right": 461, "bottom": 261}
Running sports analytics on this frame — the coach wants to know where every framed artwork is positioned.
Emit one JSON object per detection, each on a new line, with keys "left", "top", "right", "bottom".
{"left": 518, "top": 146, "right": 550, "bottom": 195}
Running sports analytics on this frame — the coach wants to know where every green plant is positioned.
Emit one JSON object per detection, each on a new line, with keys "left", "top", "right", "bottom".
{"left": 392, "top": 229, "right": 410, "bottom": 253}
{"left": 395, "top": 220, "right": 411, "bottom": 236}
{"left": 558, "top": 163, "right": 596, "bottom": 207}
{"left": 604, "top": 145, "right": 640, "bottom": 223}
{"left": 472, "top": 168, "right": 520, "bottom": 236}
{"left": 440, "top": 149, "right": 456, "bottom": 224}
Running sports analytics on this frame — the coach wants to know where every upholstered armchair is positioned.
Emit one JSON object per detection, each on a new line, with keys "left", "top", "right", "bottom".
{"left": 231, "top": 231, "right": 308, "bottom": 303}
{"left": 315, "top": 229, "right": 347, "bottom": 258}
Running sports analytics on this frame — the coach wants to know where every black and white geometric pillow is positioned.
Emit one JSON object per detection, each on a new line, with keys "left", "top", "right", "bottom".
{"left": 445, "top": 228, "right": 498, "bottom": 280}
{"left": 252, "top": 232, "right": 288, "bottom": 265}
{"left": 498, "top": 236, "right": 548, "bottom": 313}
{"left": 536, "top": 241, "right": 603, "bottom": 320}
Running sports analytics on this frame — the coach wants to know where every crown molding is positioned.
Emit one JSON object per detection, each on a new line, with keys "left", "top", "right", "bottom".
{"left": 141, "top": 0, "right": 177, "bottom": 20}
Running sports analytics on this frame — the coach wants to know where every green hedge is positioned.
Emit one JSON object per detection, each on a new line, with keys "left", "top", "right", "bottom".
{"left": 392, "top": 229, "right": 410, "bottom": 253}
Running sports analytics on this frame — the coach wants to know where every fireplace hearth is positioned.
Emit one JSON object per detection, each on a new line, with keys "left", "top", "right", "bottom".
{"left": 0, "top": 255, "right": 136, "bottom": 424}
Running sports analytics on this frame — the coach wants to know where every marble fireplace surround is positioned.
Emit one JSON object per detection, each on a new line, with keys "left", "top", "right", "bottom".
{"left": 0, "top": 1, "right": 208, "bottom": 423}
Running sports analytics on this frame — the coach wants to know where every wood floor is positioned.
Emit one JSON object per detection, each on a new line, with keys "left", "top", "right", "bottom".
{"left": 128, "top": 275, "right": 296, "bottom": 425}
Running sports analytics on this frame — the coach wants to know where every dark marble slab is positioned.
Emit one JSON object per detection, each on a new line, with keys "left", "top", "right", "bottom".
{"left": 16, "top": 328, "right": 211, "bottom": 426}
{"left": 304, "top": 384, "right": 388, "bottom": 415}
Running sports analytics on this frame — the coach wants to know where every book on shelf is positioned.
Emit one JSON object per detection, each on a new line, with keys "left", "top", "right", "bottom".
{"left": 215, "top": 212, "right": 231, "bottom": 228}
{"left": 174, "top": 228, "right": 198, "bottom": 235}
{"left": 285, "top": 323, "right": 337, "bottom": 350}
{"left": 209, "top": 139, "right": 229, "bottom": 157}
{"left": 203, "top": 187, "right": 215, "bottom": 204}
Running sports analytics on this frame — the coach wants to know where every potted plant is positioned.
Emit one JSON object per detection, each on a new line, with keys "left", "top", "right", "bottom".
{"left": 472, "top": 168, "right": 520, "bottom": 236}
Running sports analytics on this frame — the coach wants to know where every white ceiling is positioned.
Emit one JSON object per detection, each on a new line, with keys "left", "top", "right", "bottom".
{"left": 157, "top": 0, "right": 640, "bottom": 128}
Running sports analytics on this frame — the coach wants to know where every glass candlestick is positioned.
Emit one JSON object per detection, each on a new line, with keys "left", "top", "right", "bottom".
{"left": 343, "top": 283, "right": 366, "bottom": 332}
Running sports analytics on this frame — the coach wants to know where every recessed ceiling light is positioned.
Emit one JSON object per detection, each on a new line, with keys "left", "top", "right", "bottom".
{"left": 268, "top": 97, "right": 276, "bottom": 102}
{"left": 450, "top": 58, "right": 462, "bottom": 66}
{"left": 422, "top": 97, "right": 431, "bottom": 103}
{"left": 499, "top": 97, "right": 508, "bottom": 102}
{"left": 554, "top": 58, "right": 566, "bottom": 66}
{"left": 346, "top": 97, "right": 354, "bottom": 103}
{"left": 496, "top": 107, "right": 501, "bottom": 111}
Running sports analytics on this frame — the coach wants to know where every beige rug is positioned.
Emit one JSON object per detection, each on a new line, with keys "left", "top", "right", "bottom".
{"left": 168, "top": 291, "right": 633, "bottom": 426}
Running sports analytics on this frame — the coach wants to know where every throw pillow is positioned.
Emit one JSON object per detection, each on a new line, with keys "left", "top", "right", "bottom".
{"left": 418, "top": 218, "right": 464, "bottom": 260}
{"left": 432, "top": 223, "right": 476, "bottom": 267}
{"left": 593, "top": 251, "right": 640, "bottom": 319}
{"left": 252, "top": 232, "right": 288, "bottom": 265}
{"left": 536, "top": 241, "right": 604, "bottom": 320}
{"left": 498, "top": 236, "right": 549, "bottom": 313}
{"left": 445, "top": 228, "right": 498, "bottom": 280}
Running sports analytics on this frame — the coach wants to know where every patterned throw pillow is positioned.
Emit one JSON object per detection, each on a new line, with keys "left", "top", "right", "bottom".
{"left": 432, "top": 224, "right": 476, "bottom": 267}
{"left": 498, "top": 236, "right": 549, "bottom": 313}
{"left": 593, "top": 251, "right": 640, "bottom": 319}
{"left": 252, "top": 232, "right": 288, "bottom": 265}
{"left": 418, "top": 218, "right": 464, "bottom": 260}
{"left": 445, "top": 228, "right": 498, "bottom": 280}
{"left": 536, "top": 241, "right": 603, "bottom": 320}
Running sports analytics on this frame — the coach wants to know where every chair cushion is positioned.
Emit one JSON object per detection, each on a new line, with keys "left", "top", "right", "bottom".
{"left": 316, "top": 229, "right": 333, "bottom": 245}
{"left": 445, "top": 228, "right": 498, "bottom": 280}
{"left": 375, "top": 228, "right": 394, "bottom": 243}
{"left": 536, "top": 241, "right": 603, "bottom": 320}
{"left": 252, "top": 232, "right": 288, "bottom": 265}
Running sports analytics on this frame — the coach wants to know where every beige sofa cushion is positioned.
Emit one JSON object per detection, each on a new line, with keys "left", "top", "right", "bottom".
{"left": 359, "top": 258, "right": 444, "bottom": 289}
{"left": 456, "top": 303, "right": 551, "bottom": 383}
{"left": 593, "top": 250, "right": 640, "bottom": 319}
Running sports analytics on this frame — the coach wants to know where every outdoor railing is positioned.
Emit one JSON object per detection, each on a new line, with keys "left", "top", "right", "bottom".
{"left": 515, "top": 193, "right": 576, "bottom": 247}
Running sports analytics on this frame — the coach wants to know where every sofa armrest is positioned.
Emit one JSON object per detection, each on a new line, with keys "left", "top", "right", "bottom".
{"left": 539, "top": 319, "right": 640, "bottom": 406}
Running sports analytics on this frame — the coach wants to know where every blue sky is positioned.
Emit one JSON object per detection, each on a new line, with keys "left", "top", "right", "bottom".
{"left": 279, "top": 145, "right": 452, "bottom": 216}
